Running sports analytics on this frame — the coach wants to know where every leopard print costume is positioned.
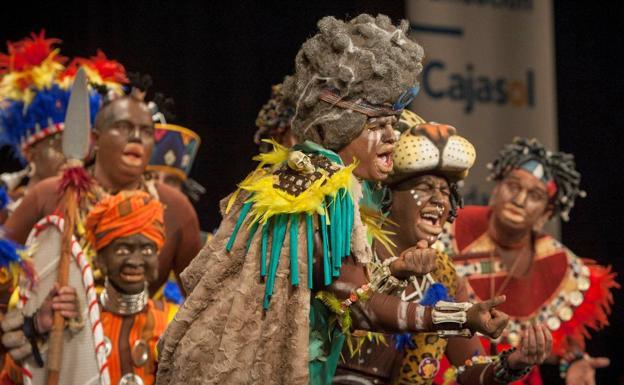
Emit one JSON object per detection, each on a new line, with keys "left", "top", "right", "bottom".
{"left": 394, "top": 251, "right": 458, "bottom": 385}
{"left": 396, "top": 110, "right": 426, "bottom": 133}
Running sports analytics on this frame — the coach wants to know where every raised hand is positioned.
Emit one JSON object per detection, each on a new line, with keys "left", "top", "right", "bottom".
{"left": 507, "top": 323, "right": 553, "bottom": 369}
{"left": 566, "top": 355, "right": 610, "bottom": 385}
{"left": 465, "top": 295, "right": 509, "bottom": 339}
{"left": 390, "top": 240, "right": 437, "bottom": 278}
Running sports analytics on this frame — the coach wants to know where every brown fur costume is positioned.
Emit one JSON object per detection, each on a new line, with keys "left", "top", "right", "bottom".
{"left": 155, "top": 14, "right": 424, "bottom": 385}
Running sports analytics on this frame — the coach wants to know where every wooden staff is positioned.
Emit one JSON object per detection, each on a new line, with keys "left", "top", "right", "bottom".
{"left": 46, "top": 67, "right": 91, "bottom": 385}
{"left": 46, "top": 184, "right": 77, "bottom": 385}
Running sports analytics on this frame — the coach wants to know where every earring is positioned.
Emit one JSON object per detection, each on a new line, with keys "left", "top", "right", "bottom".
{"left": 27, "top": 162, "right": 36, "bottom": 178}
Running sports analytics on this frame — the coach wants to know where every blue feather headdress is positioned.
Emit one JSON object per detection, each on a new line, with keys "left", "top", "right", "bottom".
{"left": 0, "top": 32, "right": 128, "bottom": 164}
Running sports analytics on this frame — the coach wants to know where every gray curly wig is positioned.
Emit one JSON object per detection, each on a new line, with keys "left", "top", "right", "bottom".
{"left": 282, "top": 14, "right": 424, "bottom": 151}
{"left": 488, "top": 137, "right": 586, "bottom": 221}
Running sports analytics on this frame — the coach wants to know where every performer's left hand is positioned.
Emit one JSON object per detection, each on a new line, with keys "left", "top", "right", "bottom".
{"left": 390, "top": 240, "right": 437, "bottom": 278}
{"left": 565, "top": 355, "right": 610, "bottom": 385}
{"left": 507, "top": 323, "right": 553, "bottom": 369}
{"left": 36, "top": 284, "right": 79, "bottom": 334}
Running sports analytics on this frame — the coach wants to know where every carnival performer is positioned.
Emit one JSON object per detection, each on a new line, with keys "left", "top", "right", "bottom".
{"left": 3, "top": 69, "right": 202, "bottom": 294}
{"left": 440, "top": 138, "right": 618, "bottom": 385}
{"left": 0, "top": 228, "right": 78, "bottom": 384}
{"left": 0, "top": 32, "right": 90, "bottom": 219}
{"left": 0, "top": 34, "right": 128, "bottom": 376}
{"left": 0, "top": 190, "right": 171, "bottom": 385}
{"left": 334, "top": 111, "right": 553, "bottom": 385}
{"left": 254, "top": 82, "right": 297, "bottom": 153}
{"left": 0, "top": 283, "right": 79, "bottom": 385}
{"left": 142, "top": 95, "right": 204, "bottom": 304}
{"left": 156, "top": 14, "right": 509, "bottom": 385}
{"left": 0, "top": 220, "right": 38, "bottom": 375}
{"left": 85, "top": 190, "right": 175, "bottom": 385}
{"left": 146, "top": 94, "right": 205, "bottom": 204}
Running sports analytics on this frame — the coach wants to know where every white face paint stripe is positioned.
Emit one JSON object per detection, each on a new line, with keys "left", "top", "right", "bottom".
{"left": 366, "top": 129, "right": 383, "bottom": 154}
{"left": 397, "top": 300, "right": 409, "bottom": 331}
{"left": 414, "top": 305, "right": 425, "bottom": 331}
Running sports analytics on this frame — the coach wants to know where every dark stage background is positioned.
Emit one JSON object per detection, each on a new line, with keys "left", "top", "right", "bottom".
{"left": 1, "top": 1, "right": 622, "bottom": 383}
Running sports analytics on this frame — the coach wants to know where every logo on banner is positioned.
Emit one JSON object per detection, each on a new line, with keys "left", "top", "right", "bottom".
{"left": 422, "top": 60, "right": 535, "bottom": 113}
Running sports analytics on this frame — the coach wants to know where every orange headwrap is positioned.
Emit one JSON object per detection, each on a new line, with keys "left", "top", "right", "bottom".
{"left": 86, "top": 190, "right": 165, "bottom": 251}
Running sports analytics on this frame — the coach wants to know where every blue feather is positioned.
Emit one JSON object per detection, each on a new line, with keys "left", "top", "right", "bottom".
{"left": 0, "top": 238, "right": 24, "bottom": 268}
{"left": 0, "top": 85, "right": 103, "bottom": 163}
{"left": 420, "top": 282, "right": 451, "bottom": 306}
{"left": 394, "top": 333, "right": 415, "bottom": 351}
{"left": 0, "top": 187, "right": 9, "bottom": 210}
{"left": 163, "top": 280, "right": 184, "bottom": 304}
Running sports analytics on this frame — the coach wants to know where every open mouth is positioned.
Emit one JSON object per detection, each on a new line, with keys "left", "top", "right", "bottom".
{"left": 416, "top": 206, "right": 444, "bottom": 236}
{"left": 376, "top": 146, "right": 395, "bottom": 174}
{"left": 121, "top": 143, "right": 145, "bottom": 167}
{"left": 120, "top": 266, "right": 145, "bottom": 283}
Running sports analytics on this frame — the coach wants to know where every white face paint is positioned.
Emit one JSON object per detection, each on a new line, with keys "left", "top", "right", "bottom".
{"left": 338, "top": 115, "right": 398, "bottom": 182}
{"left": 366, "top": 128, "right": 383, "bottom": 154}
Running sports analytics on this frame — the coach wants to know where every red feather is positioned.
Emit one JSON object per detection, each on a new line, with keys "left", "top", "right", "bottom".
{"left": 550, "top": 261, "right": 619, "bottom": 356}
{"left": 88, "top": 50, "right": 128, "bottom": 84}
{"left": 0, "top": 30, "right": 65, "bottom": 74}
{"left": 62, "top": 50, "right": 128, "bottom": 85}
{"left": 58, "top": 167, "right": 92, "bottom": 198}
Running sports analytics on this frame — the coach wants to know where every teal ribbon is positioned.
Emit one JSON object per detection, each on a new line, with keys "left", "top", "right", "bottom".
{"left": 260, "top": 217, "right": 271, "bottom": 278}
{"left": 223, "top": 141, "right": 356, "bottom": 310}
{"left": 226, "top": 200, "right": 253, "bottom": 251}
{"left": 264, "top": 214, "right": 289, "bottom": 309}
{"left": 319, "top": 210, "right": 331, "bottom": 286}
{"left": 306, "top": 214, "right": 314, "bottom": 289}
{"left": 290, "top": 213, "right": 299, "bottom": 286}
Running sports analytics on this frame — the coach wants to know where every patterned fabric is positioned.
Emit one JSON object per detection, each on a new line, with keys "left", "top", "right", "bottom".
{"left": 101, "top": 299, "right": 176, "bottom": 385}
{"left": 147, "top": 124, "right": 200, "bottom": 181}
{"left": 436, "top": 205, "right": 618, "bottom": 385}
{"left": 393, "top": 252, "right": 458, "bottom": 385}
{"left": 85, "top": 190, "right": 165, "bottom": 251}
{"left": 273, "top": 154, "right": 342, "bottom": 196}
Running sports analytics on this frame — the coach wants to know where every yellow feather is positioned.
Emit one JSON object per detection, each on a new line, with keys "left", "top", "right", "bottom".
{"left": 0, "top": 51, "right": 65, "bottom": 104}
{"left": 241, "top": 163, "right": 357, "bottom": 224}
{"left": 360, "top": 205, "right": 398, "bottom": 256}
{"left": 252, "top": 139, "right": 289, "bottom": 168}
{"left": 226, "top": 141, "right": 288, "bottom": 214}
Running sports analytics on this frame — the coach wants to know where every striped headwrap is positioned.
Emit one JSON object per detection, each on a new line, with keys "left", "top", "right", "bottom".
{"left": 86, "top": 190, "right": 165, "bottom": 251}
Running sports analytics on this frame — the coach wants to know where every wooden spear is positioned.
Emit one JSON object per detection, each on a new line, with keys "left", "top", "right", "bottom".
{"left": 46, "top": 67, "right": 91, "bottom": 385}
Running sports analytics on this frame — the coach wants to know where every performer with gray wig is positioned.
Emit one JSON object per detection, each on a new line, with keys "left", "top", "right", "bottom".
{"left": 155, "top": 14, "right": 509, "bottom": 385}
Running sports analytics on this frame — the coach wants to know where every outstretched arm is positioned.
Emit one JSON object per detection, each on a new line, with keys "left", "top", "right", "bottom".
{"left": 323, "top": 257, "right": 508, "bottom": 338}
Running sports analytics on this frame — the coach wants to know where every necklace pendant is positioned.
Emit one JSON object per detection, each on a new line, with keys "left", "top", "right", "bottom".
{"left": 131, "top": 339, "right": 149, "bottom": 367}
{"left": 104, "top": 336, "right": 112, "bottom": 357}
{"left": 119, "top": 373, "right": 144, "bottom": 385}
